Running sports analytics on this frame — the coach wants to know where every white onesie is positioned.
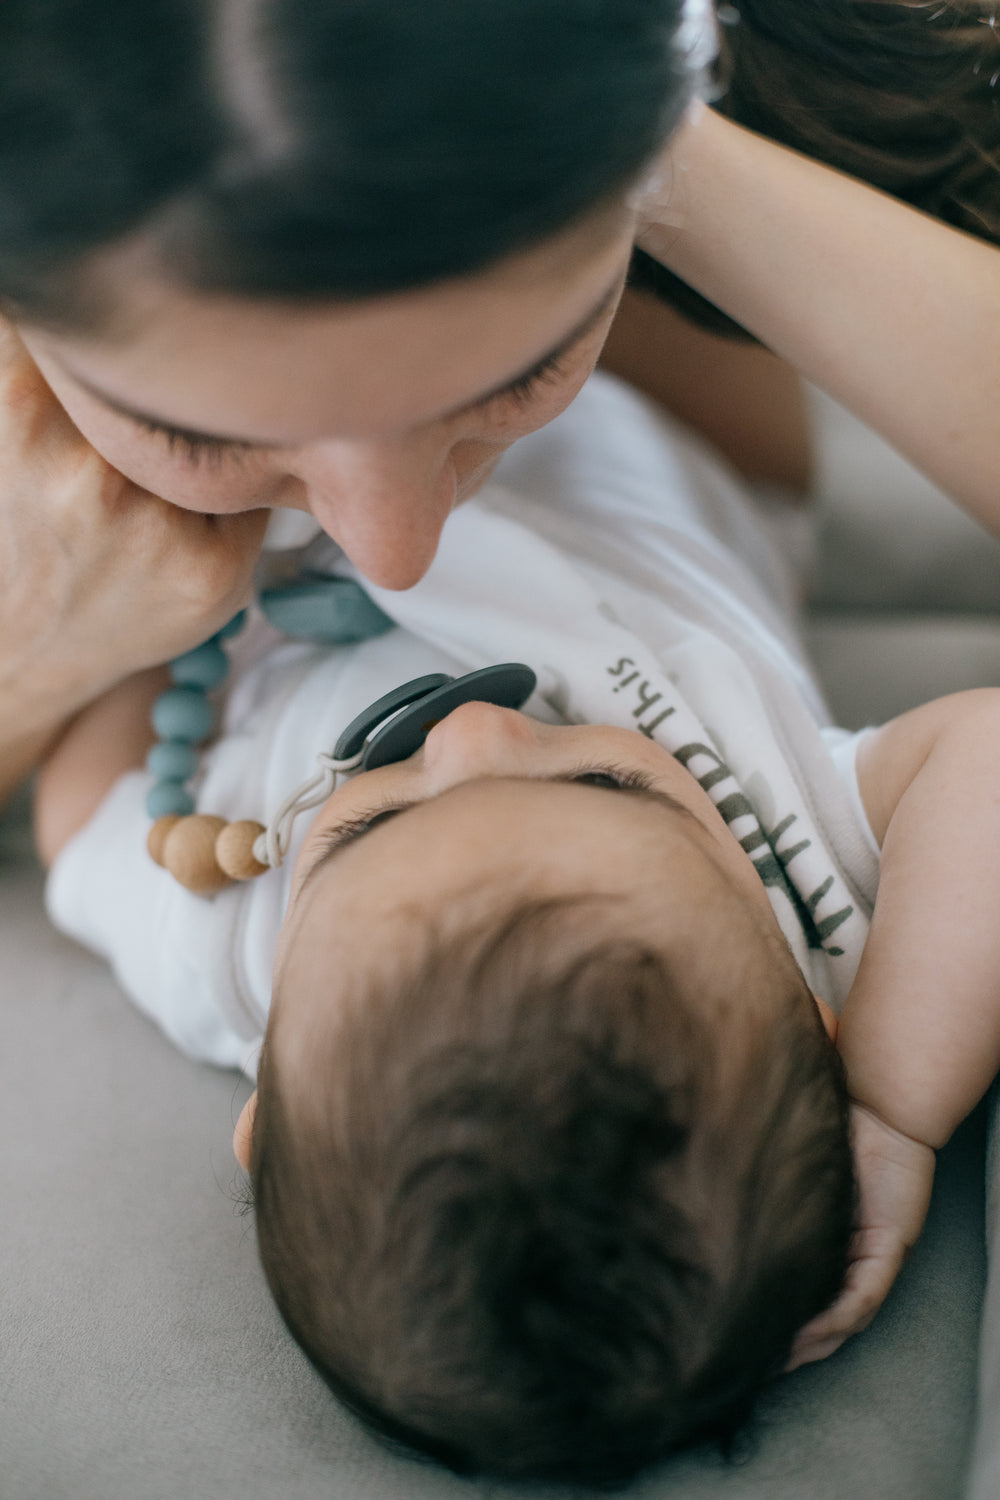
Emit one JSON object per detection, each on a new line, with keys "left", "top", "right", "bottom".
{"left": 47, "top": 372, "right": 880, "bottom": 1076}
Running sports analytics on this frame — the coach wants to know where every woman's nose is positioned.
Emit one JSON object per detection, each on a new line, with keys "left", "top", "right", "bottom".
{"left": 419, "top": 702, "right": 542, "bottom": 793}
{"left": 293, "top": 437, "right": 458, "bottom": 590}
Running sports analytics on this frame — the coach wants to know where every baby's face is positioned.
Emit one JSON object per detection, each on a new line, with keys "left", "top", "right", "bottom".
{"left": 232, "top": 703, "right": 836, "bottom": 1165}
{"left": 285, "top": 701, "right": 776, "bottom": 921}
{"left": 274, "top": 703, "right": 778, "bottom": 1003}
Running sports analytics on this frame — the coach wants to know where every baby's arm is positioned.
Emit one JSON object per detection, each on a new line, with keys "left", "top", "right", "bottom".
{"left": 637, "top": 107, "right": 1000, "bottom": 533}
{"left": 34, "top": 668, "right": 167, "bottom": 867}
{"left": 789, "top": 689, "right": 1000, "bottom": 1366}
{"left": 844, "top": 691, "right": 1000, "bottom": 1145}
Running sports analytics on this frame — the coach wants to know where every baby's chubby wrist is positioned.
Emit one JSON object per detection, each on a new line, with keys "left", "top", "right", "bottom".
{"left": 0, "top": 687, "right": 73, "bottom": 806}
{"left": 840, "top": 1025, "right": 961, "bottom": 1156}
{"left": 848, "top": 1098, "right": 936, "bottom": 1161}
{"left": 844, "top": 1099, "right": 937, "bottom": 1255}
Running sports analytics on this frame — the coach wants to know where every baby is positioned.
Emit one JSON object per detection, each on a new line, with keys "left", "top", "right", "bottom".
{"left": 34, "top": 372, "right": 983, "bottom": 1485}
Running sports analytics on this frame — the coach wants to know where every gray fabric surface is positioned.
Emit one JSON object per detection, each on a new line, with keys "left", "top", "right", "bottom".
{"left": 968, "top": 1089, "right": 1000, "bottom": 1500}
{"left": 805, "top": 387, "right": 1000, "bottom": 617}
{"left": 2, "top": 395, "right": 999, "bottom": 1498}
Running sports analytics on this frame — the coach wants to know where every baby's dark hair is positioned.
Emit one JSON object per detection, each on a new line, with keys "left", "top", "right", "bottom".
{"left": 251, "top": 896, "right": 853, "bottom": 1487}
{"left": 636, "top": 0, "right": 1000, "bottom": 333}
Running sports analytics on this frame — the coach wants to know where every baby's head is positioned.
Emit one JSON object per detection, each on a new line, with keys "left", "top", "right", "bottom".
{"left": 241, "top": 704, "right": 853, "bottom": 1486}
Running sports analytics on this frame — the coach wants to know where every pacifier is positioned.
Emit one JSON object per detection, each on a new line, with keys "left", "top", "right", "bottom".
{"left": 147, "top": 663, "right": 537, "bottom": 892}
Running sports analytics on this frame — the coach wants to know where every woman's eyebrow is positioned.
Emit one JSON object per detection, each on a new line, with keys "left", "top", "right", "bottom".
{"left": 55, "top": 274, "right": 623, "bottom": 448}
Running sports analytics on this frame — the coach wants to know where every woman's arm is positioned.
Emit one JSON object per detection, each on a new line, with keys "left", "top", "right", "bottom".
{"left": 637, "top": 107, "right": 1000, "bottom": 529}
{"left": 0, "top": 319, "right": 267, "bottom": 809}
{"left": 600, "top": 287, "right": 813, "bottom": 493}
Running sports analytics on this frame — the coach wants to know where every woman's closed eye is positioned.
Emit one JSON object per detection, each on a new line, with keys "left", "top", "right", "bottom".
{"left": 117, "top": 278, "right": 615, "bottom": 469}
{"left": 487, "top": 349, "right": 570, "bottom": 411}
{"left": 125, "top": 353, "right": 568, "bottom": 468}
{"left": 129, "top": 412, "right": 259, "bottom": 468}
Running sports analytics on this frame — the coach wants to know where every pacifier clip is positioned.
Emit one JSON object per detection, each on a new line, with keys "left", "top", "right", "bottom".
{"left": 146, "top": 622, "right": 536, "bottom": 897}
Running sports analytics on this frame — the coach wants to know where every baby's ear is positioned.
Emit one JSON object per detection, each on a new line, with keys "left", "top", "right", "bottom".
{"left": 233, "top": 1091, "right": 258, "bottom": 1171}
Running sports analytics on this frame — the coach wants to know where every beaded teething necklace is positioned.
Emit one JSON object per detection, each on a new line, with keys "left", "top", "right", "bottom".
{"left": 143, "top": 575, "right": 536, "bottom": 896}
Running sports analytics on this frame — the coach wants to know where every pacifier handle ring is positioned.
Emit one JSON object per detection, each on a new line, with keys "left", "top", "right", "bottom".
{"left": 254, "top": 749, "right": 363, "bottom": 869}
{"left": 256, "top": 675, "right": 454, "bottom": 869}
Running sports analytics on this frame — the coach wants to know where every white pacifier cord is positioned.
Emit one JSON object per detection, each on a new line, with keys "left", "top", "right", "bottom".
{"left": 254, "top": 749, "right": 364, "bottom": 871}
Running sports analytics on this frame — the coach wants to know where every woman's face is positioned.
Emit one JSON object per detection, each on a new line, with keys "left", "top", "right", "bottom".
{"left": 19, "top": 202, "right": 635, "bottom": 589}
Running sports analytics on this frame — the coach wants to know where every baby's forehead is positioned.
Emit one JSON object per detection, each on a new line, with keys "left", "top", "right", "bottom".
{"left": 281, "top": 776, "right": 746, "bottom": 999}
{"left": 269, "top": 800, "right": 791, "bottom": 1118}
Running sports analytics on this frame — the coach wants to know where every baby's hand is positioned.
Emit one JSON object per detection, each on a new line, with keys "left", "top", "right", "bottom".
{"left": 786, "top": 1102, "right": 935, "bottom": 1371}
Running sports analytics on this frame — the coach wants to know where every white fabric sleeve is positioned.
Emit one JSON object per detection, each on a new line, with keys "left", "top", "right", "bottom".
{"left": 819, "top": 725, "right": 881, "bottom": 861}
{"left": 45, "top": 771, "right": 254, "bottom": 1071}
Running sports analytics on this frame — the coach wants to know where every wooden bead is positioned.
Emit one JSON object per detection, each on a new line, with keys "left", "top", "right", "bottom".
{"left": 147, "top": 815, "right": 182, "bottom": 868}
{"left": 215, "top": 820, "right": 269, "bottom": 881}
{"left": 162, "top": 815, "right": 233, "bottom": 894}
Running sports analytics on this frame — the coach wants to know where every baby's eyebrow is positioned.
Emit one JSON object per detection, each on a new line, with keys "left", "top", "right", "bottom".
{"left": 298, "top": 775, "right": 693, "bottom": 896}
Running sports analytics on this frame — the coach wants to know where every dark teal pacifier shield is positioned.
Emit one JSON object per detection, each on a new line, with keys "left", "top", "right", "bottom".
{"left": 333, "top": 675, "right": 452, "bottom": 761}
{"left": 333, "top": 663, "right": 537, "bottom": 770}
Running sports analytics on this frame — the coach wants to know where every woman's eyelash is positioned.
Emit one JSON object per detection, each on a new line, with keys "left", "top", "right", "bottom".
{"left": 131, "top": 415, "right": 250, "bottom": 467}
{"left": 494, "top": 351, "right": 570, "bottom": 409}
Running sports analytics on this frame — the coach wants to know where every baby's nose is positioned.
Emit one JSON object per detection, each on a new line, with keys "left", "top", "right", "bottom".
{"left": 420, "top": 702, "right": 541, "bottom": 792}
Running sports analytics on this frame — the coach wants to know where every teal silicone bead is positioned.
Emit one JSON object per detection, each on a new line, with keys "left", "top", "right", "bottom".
{"left": 259, "top": 578, "right": 393, "bottom": 644}
{"left": 146, "top": 740, "right": 199, "bottom": 782}
{"left": 169, "top": 641, "right": 229, "bottom": 690}
{"left": 215, "top": 610, "right": 247, "bottom": 640}
{"left": 151, "top": 686, "right": 214, "bottom": 743}
{"left": 146, "top": 781, "right": 196, "bottom": 819}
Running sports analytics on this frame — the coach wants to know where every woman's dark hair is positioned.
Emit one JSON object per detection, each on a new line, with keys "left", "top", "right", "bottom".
{"left": 0, "top": 0, "right": 695, "bottom": 328}
{"left": 633, "top": 0, "right": 1000, "bottom": 335}
{"left": 251, "top": 898, "right": 854, "bottom": 1488}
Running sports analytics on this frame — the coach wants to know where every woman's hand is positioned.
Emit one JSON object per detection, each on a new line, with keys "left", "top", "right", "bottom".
{"left": 786, "top": 1103, "right": 936, "bottom": 1370}
{"left": 0, "top": 318, "right": 269, "bottom": 789}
